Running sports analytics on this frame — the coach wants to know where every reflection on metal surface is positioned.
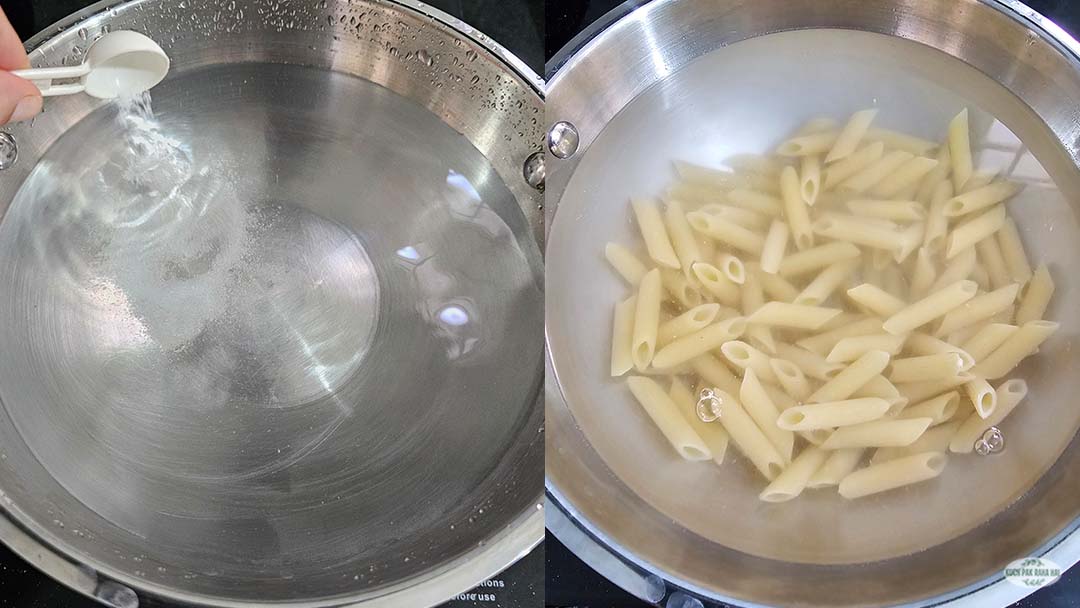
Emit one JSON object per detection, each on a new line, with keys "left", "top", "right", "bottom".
{"left": 547, "top": 121, "right": 580, "bottom": 159}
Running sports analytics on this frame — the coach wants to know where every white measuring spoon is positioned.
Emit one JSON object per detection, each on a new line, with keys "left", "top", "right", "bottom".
{"left": 12, "top": 31, "right": 169, "bottom": 99}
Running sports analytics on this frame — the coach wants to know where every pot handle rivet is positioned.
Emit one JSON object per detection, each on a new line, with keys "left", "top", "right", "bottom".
{"left": 523, "top": 149, "right": 545, "bottom": 191}
{"left": 95, "top": 580, "right": 139, "bottom": 608}
{"left": 547, "top": 121, "right": 579, "bottom": 159}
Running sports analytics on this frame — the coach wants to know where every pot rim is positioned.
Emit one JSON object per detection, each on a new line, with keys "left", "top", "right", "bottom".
{"left": 1, "top": 1, "right": 544, "bottom": 607}
{"left": 544, "top": 0, "right": 1080, "bottom": 606}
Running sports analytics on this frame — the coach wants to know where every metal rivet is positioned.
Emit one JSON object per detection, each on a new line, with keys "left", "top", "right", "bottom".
{"left": 546, "top": 121, "right": 579, "bottom": 159}
{"left": 523, "top": 150, "right": 544, "bottom": 191}
{"left": 696, "top": 387, "right": 722, "bottom": 422}
{"left": 95, "top": 580, "right": 139, "bottom": 608}
{"left": 975, "top": 426, "right": 1005, "bottom": 455}
{"left": 0, "top": 133, "right": 17, "bottom": 170}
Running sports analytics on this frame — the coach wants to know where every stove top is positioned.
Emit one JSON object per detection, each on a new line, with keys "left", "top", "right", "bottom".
{"left": 543, "top": 1, "right": 1080, "bottom": 607}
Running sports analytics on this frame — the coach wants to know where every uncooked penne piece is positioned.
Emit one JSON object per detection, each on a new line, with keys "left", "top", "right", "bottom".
{"left": 915, "top": 141, "right": 951, "bottom": 205}
{"left": 658, "top": 303, "right": 721, "bottom": 346}
{"left": 690, "top": 353, "right": 741, "bottom": 396}
{"left": 770, "top": 358, "right": 813, "bottom": 401}
{"left": 686, "top": 210, "right": 766, "bottom": 255}
{"left": 824, "top": 141, "right": 885, "bottom": 189}
{"left": 669, "top": 377, "right": 729, "bottom": 465}
{"left": 727, "top": 188, "right": 784, "bottom": 217}
{"left": 812, "top": 213, "right": 908, "bottom": 254}
{"left": 997, "top": 217, "right": 1032, "bottom": 283}
{"left": 725, "top": 153, "right": 783, "bottom": 176}
{"left": 875, "top": 420, "right": 962, "bottom": 463}
{"left": 971, "top": 320, "right": 1058, "bottom": 379}
{"left": 976, "top": 236, "right": 1011, "bottom": 290}
{"left": 948, "top": 108, "right": 973, "bottom": 191}
{"left": 808, "top": 350, "right": 891, "bottom": 403}
{"left": 807, "top": 448, "right": 865, "bottom": 488}
{"left": 945, "top": 180, "right": 1022, "bottom": 217}
{"left": 825, "top": 109, "right": 878, "bottom": 164}
{"left": 691, "top": 262, "right": 739, "bottom": 306}
{"left": 929, "top": 246, "right": 977, "bottom": 293}
{"left": 837, "top": 150, "right": 914, "bottom": 195}
{"left": 605, "top": 242, "right": 648, "bottom": 285}
{"left": 717, "top": 254, "right": 746, "bottom": 284}
{"left": 923, "top": 180, "right": 953, "bottom": 252}
{"left": 964, "top": 377, "right": 997, "bottom": 418}
{"left": 777, "top": 130, "right": 840, "bottom": 157}
{"left": 882, "top": 280, "right": 978, "bottom": 335}
{"left": 611, "top": 295, "right": 637, "bottom": 376}
{"left": 950, "top": 379, "right": 1028, "bottom": 453}
{"left": 759, "top": 220, "right": 789, "bottom": 274}
{"left": 1016, "top": 263, "right": 1054, "bottom": 325}
{"left": 839, "top": 451, "right": 947, "bottom": 499}
{"left": 631, "top": 269, "right": 663, "bottom": 371}
{"left": 774, "top": 342, "right": 844, "bottom": 381}
{"left": 652, "top": 317, "right": 748, "bottom": 369}
{"left": 827, "top": 333, "right": 906, "bottom": 363}
{"left": 756, "top": 266, "right": 801, "bottom": 302}
{"left": 627, "top": 376, "right": 712, "bottom": 461}
{"left": 961, "top": 323, "right": 1018, "bottom": 361}
{"left": 895, "top": 373, "right": 972, "bottom": 405}
{"left": 745, "top": 301, "right": 843, "bottom": 330}
{"left": 870, "top": 156, "right": 939, "bottom": 199}
{"left": 852, "top": 375, "right": 903, "bottom": 406}
{"left": 721, "top": 340, "right": 779, "bottom": 384}
{"left": 632, "top": 199, "right": 681, "bottom": 269}
{"left": 663, "top": 198, "right": 702, "bottom": 276}
{"left": 740, "top": 369, "right": 795, "bottom": 462}
{"left": 801, "top": 155, "right": 822, "bottom": 205}
{"left": 667, "top": 181, "right": 727, "bottom": 206}
{"left": 888, "top": 352, "right": 968, "bottom": 383}
{"left": 846, "top": 198, "right": 926, "bottom": 221}
{"left": 794, "top": 259, "right": 859, "bottom": 307}
{"left": 866, "top": 127, "right": 938, "bottom": 156}
{"left": 759, "top": 447, "right": 828, "bottom": 502}
{"left": 777, "top": 397, "right": 891, "bottom": 431}
{"left": 898, "top": 392, "right": 960, "bottom": 425}
{"left": 908, "top": 247, "right": 937, "bottom": 299}
{"left": 796, "top": 317, "right": 884, "bottom": 356}
{"left": 961, "top": 170, "right": 998, "bottom": 193}
{"left": 845, "top": 284, "right": 905, "bottom": 318}
{"left": 713, "top": 390, "right": 785, "bottom": 480}
{"left": 778, "top": 241, "right": 861, "bottom": 278}
{"left": 697, "top": 204, "right": 771, "bottom": 231}
{"left": 661, "top": 268, "right": 704, "bottom": 310}
{"left": 673, "top": 160, "right": 742, "bottom": 189}
{"left": 946, "top": 204, "right": 1006, "bottom": 259}
{"left": 935, "top": 283, "right": 1020, "bottom": 336}
{"left": 742, "top": 273, "right": 776, "bottom": 354}
{"left": 780, "top": 165, "right": 815, "bottom": 250}
{"left": 821, "top": 417, "right": 932, "bottom": 449}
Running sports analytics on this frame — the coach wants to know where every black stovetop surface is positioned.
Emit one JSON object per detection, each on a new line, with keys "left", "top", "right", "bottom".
{"left": 543, "top": 0, "right": 1080, "bottom": 607}
{"left": 0, "top": 1, "right": 541, "bottom": 606}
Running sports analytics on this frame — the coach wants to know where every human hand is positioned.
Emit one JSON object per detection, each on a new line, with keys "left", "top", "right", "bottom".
{"left": 0, "top": 7, "right": 41, "bottom": 124}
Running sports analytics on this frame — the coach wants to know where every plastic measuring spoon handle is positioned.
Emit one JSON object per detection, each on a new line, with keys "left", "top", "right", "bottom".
{"left": 12, "top": 64, "right": 91, "bottom": 96}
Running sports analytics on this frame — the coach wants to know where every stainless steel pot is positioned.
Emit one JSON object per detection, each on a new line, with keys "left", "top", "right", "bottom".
{"left": 0, "top": 1, "right": 544, "bottom": 606}
{"left": 546, "top": 1, "right": 1080, "bottom": 606}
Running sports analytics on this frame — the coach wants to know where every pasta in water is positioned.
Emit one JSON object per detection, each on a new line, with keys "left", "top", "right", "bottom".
{"left": 607, "top": 108, "right": 1056, "bottom": 501}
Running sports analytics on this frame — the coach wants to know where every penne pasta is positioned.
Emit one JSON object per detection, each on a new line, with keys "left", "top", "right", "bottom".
{"left": 777, "top": 397, "right": 891, "bottom": 431}
{"left": 759, "top": 447, "right": 828, "bottom": 502}
{"left": 778, "top": 241, "right": 861, "bottom": 278}
{"left": 976, "top": 236, "right": 1012, "bottom": 290}
{"left": 770, "top": 358, "right": 813, "bottom": 401}
{"left": 908, "top": 247, "right": 937, "bottom": 300}
{"left": 667, "top": 181, "right": 727, "bottom": 207}
{"left": 605, "top": 242, "right": 648, "bottom": 285}
{"left": 611, "top": 295, "right": 637, "bottom": 376}
{"left": 794, "top": 259, "right": 859, "bottom": 307}
{"left": 824, "top": 141, "right": 885, "bottom": 190}
{"left": 663, "top": 198, "right": 703, "bottom": 276}
{"left": 632, "top": 199, "right": 682, "bottom": 269}
{"left": 866, "top": 127, "right": 938, "bottom": 156}
{"left": 950, "top": 379, "right": 1028, "bottom": 453}
{"left": 846, "top": 198, "right": 926, "bottom": 221}
{"left": 898, "top": 392, "right": 960, "bottom": 425}
{"left": 713, "top": 390, "right": 786, "bottom": 480}
{"left": 837, "top": 150, "right": 914, "bottom": 195}
{"left": 970, "top": 320, "right": 1058, "bottom": 379}
{"left": 944, "top": 180, "right": 1022, "bottom": 217}
{"left": 691, "top": 262, "right": 740, "bottom": 306}
{"left": 661, "top": 268, "right": 704, "bottom": 310}
{"left": 742, "top": 273, "right": 776, "bottom": 354}
{"left": 808, "top": 350, "right": 891, "bottom": 403}
{"left": 774, "top": 342, "right": 844, "bottom": 381}
{"left": 963, "top": 377, "right": 997, "bottom": 418}
{"left": 961, "top": 323, "right": 1019, "bottom": 361}
{"left": 1015, "top": 263, "right": 1054, "bottom": 325}
{"left": 935, "top": 283, "right": 1020, "bottom": 336}
{"left": 997, "top": 217, "right": 1032, "bottom": 283}
{"left": 746, "top": 301, "right": 843, "bottom": 330}
{"left": 946, "top": 204, "right": 1006, "bottom": 259}
{"left": 756, "top": 265, "right": 802, "bottom": 302}
{"left": 800, "top": 155, "right": 822, "bottom": 205}
{"left": 923, "top": 180, "right": 954, "bottom": 252}
{"left": 627, "top": 376, "right": 712, "bottom": 461}
{"left": 826, "top": 109, "right": 879, "bottom": 163}
{"left": 674, "top": 160, "right": 742, "bottom": 189}
{"left": 839, "top": 452, "right": 946, "bottom": 498}
{"left": 929, "top": 246, "right": 977, "bottom": 293}
{"left": 807, "top": 448, "right": 865, "bottom": 488}
{"left": 797, "top": 317, "right": 884, "bottom": 356}
{"left": 821, "top": 417, "right": 933, "bottom": 449}
{"left": 721, "top": 340, "right": 779, "bottom": 383}
{"left": 845, "top": 284, "right": 906, "bottom": 318}
{"left": 888, "top": 352, "right": 968, "bottom": 383}
{"left": 827, "top": 333, "right": 907, "bottom": 363}
{"left": 812, "top": 213, "right": 908, "bottom": 254}
{"left": 852, "top": 375, "right": 903, "bottom": 405}
{"left": 882, "top": 280, "right": 978, "bottom": 335}
{"left": 777, "top": 130, "right": 840, "bottom": 157}
{"left": 717, "top": 254, "right": 746, "bottom": 284}
{"left": 780, "top": 165, "right": 815, "bottom": 250}
{"left": 870, "top": 156, "right": 939, "bottom": 199}
{"left": 740, "top": 369, "right": 796, "bottom": 462}
{"left": 759, "top": 219, "right": 789, "bottom": 274}
{"left": 632, "top": 269, "right": 664, "bottom": 371}
{"left": 915, "top": 141, "right": 951, "bottom": 205}
{"left": 669, "top": 377, "right": 730, "bottom": 465}
{"left": 658, "top": 303, "right": 721, "bottom": 346}
{"left": 874, "top": 420, "right": 962, "bottom": 463}
{"left": 947, "top": 108, "right": 973, "bottom": 191}
{"left": 652, "top": 317, "right": 748, "bottom": 369}
{"left": 725, "top": 153, "right": 783, "bottom": 176}
{"left": 686, "top": 210, "right": 766, "bottom": 255}
{"left": 727, "top": 188, "right": 785, "bottom": 216}
{"left": 690, "top": 353, "right": 741, "bottom": 396}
